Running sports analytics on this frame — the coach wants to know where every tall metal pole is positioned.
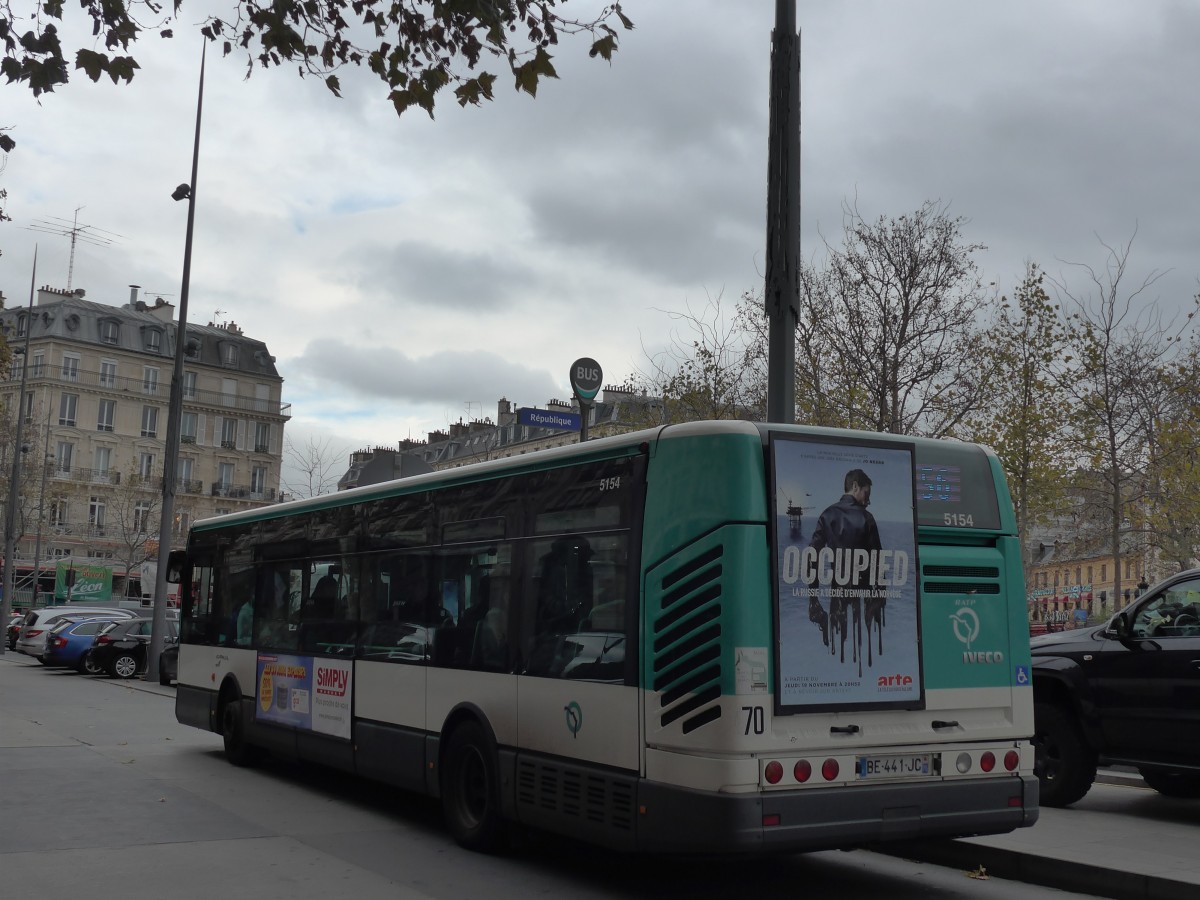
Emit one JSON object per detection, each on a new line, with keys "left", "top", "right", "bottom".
{"left": 147, "top": 42, "right": 205, "bottom": 680}
{"left": 1, "top": 249, "right": 38, "bottom": 654}
{"left": 764, "top": 0, "right": 800, "bottom": 424}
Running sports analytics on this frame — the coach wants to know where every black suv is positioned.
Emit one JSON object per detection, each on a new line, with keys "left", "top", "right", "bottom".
{"left": 1031, "top": 568, "right": 1200, "bottom": 806}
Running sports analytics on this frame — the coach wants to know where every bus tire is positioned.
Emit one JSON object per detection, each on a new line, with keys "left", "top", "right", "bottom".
{"left": 442, "top": 721, "right": 505, "bottom": 852}
{"left": 1034, "top": 701, "right": 1096, "bottom": 807}
{"left": 220, "top": 697, "right": 258, "bottom": 767}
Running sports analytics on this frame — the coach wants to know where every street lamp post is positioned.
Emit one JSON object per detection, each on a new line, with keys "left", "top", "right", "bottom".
{"left": 1, "top": 249, "right": 38, "bottom": 655}
{"left": 146, "top": 43, "right": 205, "bottom": 681}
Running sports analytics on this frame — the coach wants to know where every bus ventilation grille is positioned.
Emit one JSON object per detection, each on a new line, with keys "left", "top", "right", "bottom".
{"left": 652, "top": 543, "right": 724, "bottom": 734}
{"left": 515, "top": 759, "right": 635, "bottom": 832}
{"left": 921, "top": 564, "right": 1001, "bottom": 595}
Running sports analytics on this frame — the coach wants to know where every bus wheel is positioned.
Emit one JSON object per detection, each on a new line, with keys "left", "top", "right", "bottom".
{"left": 1034, "top": 701, "right": 1096, "bottom": 807}
{"left": 442, "top": 721, "right": 505, "bottom": 852}
{"left": 220, "top": 698, "right": 258, "bottom": 767}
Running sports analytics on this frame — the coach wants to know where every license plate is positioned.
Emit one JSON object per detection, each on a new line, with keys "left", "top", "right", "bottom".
{"left": 856, "top": 753, "right": 931, "bottom": 779}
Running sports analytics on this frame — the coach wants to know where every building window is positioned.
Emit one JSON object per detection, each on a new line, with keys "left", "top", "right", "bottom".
{"left": 22, "top": 391, "right": 33, "bottom": 424}
{"left": 141, "top": 405, "right": 159, "bottom": 438}
{"left": 221, "top": 378, "right": 237, "bottom": 407}
{"left": 139, "top": 452, "right": 155, "bottom": 480}
{"left": 177, "top": 457, "right": 194, "bottom": 488}
{"left": 254, "top": 422, "right": 270, "bottom": 453}
{"left": 16, "top": 313, "right": 27, "bottom": 337}
{"left": 222, "top": 344, "right": 239, "bottom": 367}
{"left": 56, "top": 441, "right": 73, "bottom": 473}
{"left": 99, "top": 359, "right": 118, "bottom": 388}
{"left": 251, "top": 466, "right": 266, "bottom": 496}
{"left": 174, "top": 510, "right": 190, "bottom": 537}
{"left": 221, "top": 417, "right": 237, "bottom": 449}
{"left": 181, "top": 412, "right": 198, "bottom": 444}
{"left": 50, "top": 498, "right": 68, "bottom": 527}
{"left": 88, "top": 496, "right": 107, "bottom": 532}
{"left": 255, "top": 383, "right": 270, "bottom": 412}
{"left": 97, "top": 399, "right": 116, "bottom": 432}
{"left": 61, "top": 354, "right": 80, "bottom": 382}
{"left": 219, "top": 462, "right": 235, "bottom": 488}
{"left": 94, "top": 446, "right": 112, "bottom": 477}
{"left": 134, "top": 501, "right": 153, "bottom": 535}
{"left": 59, "top": 393, "right": 78, "bottom": 426}
{"left": 1101, "top": 564, "right": 1107, "bottom": 581}
{"left": 99, "top": 320, "right": 119, "bottom": 344}
{"left": 31, "top": 352, "right": 45, "bottom": 377}
{"left": 143, "top": 366, "right": 160, "bottom": 395}
{"left": 183, "top": 371, "right": 197, "bottom": 399}
{"left": 144, "top": 329, "right": 162, "bottom": 352}
{"left": 8, "top": 356, "right": 19, "bottom": 380}
{"left": 1087, "top": 565, "right": 1093, "bottom": 583}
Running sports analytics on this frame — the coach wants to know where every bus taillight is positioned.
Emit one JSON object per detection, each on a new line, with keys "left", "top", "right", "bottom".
{"left": 794, "top": 760, "right": 812, "bottom": 783}
{"left": 821, "top": 759, "right": 840, "bottom": 781}
{"left": 980, "top": 751, "right": 996, "bottom": 772}
{"left": 764, "top": 761, "right": 784, "bottom": 785}
{"left": 1004, "top": 750, "right": 1020, "bottom": 771}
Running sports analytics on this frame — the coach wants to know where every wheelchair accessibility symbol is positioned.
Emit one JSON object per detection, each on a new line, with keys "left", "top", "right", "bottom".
{"left": 564, "top": 701, "right": 583, "bottom": 738}
{"left": 1014, "top": 665, "right": 1030, "bottom": 686}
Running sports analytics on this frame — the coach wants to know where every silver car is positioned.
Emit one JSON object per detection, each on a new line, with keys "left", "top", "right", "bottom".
{"left": 15, "top": 606, "right": 136, "bottom": 660}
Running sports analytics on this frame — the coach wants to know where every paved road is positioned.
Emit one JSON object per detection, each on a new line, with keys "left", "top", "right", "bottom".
{"left": 0, "top": 654, "right": 1125, "bottom": 899}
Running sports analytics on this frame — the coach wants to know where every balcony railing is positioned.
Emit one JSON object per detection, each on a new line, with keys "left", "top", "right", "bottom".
{"left": 51, "top": 467, "right": 122, "bottom": 485}
{"left": 15, "top": 364, "right": 291, "bottom": 418}
{"left": 211, "top": 482, "right": 279, "bottom": 502}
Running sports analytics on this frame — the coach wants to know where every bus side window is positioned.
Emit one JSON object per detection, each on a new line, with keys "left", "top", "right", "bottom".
{"left": 183, "top": 564, "right": 216, "bottom": 643}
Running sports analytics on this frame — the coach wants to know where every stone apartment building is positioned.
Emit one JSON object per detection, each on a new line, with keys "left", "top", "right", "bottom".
{"left": 0, "top": 285, "right": 290, "bottom": 599}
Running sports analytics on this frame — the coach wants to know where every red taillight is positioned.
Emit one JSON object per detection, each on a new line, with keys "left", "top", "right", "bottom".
{"left": 821, "top": 759, "right": 840, "bottom": 781}
{"left": 27, "top": 629, "right": 44, "bottom": 638}
{"left": 793, "top": 760, "right": 812, "bottom": 783}
{"left": 1004, "top": 750, "right": 1020, "bottom": 771}
{"left": 980, "top": 752, "right": 996, "bottom": 773}
{"left": 96, "top": 635, "right": 113, "bottom": 645}
{"left": 50, "top": 637, "right": 67, "bottom": 649}
{"left": 764, "top": 761, "right": 784, "bottom": 785}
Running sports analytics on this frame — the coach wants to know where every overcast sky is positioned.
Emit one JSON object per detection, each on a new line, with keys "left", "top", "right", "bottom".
{"left": 3, "top": 1, "right": 1199, "bottom": 488}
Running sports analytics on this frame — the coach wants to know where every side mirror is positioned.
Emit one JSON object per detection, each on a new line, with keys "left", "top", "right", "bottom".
{"left": 1111, "top": 611, "right": 1132, "bottom": 639}
{"left": 166, "top": 549, "right": 187, "bottom": 584}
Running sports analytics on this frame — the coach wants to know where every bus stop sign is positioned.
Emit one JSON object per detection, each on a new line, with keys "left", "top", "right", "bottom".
{"left": 569, "top": 358, "right": 603, "bottom": 405}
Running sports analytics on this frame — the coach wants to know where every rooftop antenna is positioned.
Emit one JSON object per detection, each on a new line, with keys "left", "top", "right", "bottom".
{"left": 27, "top": 206, "right": 123, "bottom": 290}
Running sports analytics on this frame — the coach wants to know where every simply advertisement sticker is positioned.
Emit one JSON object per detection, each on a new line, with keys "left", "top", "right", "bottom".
{"left": 256, "top": 654, "right": 353, "bottom": 740}
{"left": 772, "top": 435, "right": 923, "bottom": 711}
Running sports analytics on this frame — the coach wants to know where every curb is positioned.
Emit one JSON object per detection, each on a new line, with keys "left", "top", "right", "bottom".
{"left": 882, "top": 837, "right": 1194, "bottom": 900}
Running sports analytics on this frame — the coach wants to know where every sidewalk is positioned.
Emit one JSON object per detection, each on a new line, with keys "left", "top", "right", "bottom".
{"left": 883, "top": 777, "right": 1200, "bottom": 900}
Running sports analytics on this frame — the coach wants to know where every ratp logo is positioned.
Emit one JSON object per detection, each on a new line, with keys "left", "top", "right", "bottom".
{"left": 949, "top": 607, "right": 980, "bottom": 650}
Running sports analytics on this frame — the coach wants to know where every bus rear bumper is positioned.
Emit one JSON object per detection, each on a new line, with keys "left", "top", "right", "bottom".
{"left": 635, "top": 775, "right": 1039, "bottom": 854}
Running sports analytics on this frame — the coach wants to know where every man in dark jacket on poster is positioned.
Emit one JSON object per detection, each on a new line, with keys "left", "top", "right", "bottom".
{"left": 806, "top": 469, "right": 882, "bottom": 663}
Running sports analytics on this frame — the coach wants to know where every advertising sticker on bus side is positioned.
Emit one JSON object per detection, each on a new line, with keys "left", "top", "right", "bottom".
{"left": 771, "top": 434, "right": 924, "bottom": 712}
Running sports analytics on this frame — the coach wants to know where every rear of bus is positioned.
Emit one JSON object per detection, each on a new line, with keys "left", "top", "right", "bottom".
{"left": 633, "top": 421, "right": 1038, "bottom": 852}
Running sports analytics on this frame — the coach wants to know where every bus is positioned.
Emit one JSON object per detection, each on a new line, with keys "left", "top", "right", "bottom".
{"left": 172, "top": 420, "right": 1038, "bottom": 853}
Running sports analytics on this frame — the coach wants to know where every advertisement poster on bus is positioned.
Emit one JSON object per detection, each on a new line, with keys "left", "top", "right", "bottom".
{"left": 256, "top": 654, "right": 353, "bottom": 739}
{"left": 771, "top": 435, "right": 923, "bottom": 712}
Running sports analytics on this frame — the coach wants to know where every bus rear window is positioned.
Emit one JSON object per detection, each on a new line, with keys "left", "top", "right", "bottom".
{"left": 913, "top": 443, "right": 1000, "bottom": 530}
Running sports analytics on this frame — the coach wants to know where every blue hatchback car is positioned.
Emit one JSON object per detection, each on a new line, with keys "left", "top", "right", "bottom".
{"left": 42, "top": 617, "right": 121, "bottom": 674}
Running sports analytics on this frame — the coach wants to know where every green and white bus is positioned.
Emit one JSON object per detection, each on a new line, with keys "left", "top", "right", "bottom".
{"left": 173, "top": 420, "right": 1038, "bottom": 853}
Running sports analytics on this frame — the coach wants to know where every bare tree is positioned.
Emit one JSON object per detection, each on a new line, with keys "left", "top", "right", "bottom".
{"left": 799, "top": 200, "right": 992, "bottom": 437}
{"left": 631, "top": 291, "right": 765, "bottom": 426}
{"left": 108, "top": 461, "right": 160, "bottom": 597}
{"left": 1051, "top": 232, "right": 1200, "bottom": 604}
{"left": 283, "top": 435, "right": 343, "bottom": 499}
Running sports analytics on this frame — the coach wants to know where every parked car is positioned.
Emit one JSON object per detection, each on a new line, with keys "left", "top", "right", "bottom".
{"left": 42, "top": 617, "right": 116, "bottom": 674}
{"left": 15, "top": 606, "right": 137, "bottom": 660}
{"left": 90, "top": 617, "right": 178, "bottom": 679}
{"left": 1031, "top": 567, "right": 1200, "bottom": 806}
{"left": 6, "top": 612, "right": 23, "bottom": 650}
{"left": 158, "top": 641, "right": 179, "bottom": 685}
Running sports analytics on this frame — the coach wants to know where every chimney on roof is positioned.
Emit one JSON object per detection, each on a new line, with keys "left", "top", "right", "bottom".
{"left": 129, "top": 285, "right": 141, "bottom": 305}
